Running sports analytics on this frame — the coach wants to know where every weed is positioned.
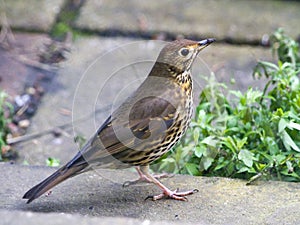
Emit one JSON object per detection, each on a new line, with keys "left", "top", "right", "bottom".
{"left": 0, "top": 90, "right": 13, "bottom": 161}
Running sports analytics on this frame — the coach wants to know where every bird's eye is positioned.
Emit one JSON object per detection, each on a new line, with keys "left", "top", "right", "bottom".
{"left": 179, "top": 48, "right": 190, "bottom": 57}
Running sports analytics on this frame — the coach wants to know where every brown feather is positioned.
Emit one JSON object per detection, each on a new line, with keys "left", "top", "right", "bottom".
{"left": 23, "top": 162, "right": 87, "bottom": 203}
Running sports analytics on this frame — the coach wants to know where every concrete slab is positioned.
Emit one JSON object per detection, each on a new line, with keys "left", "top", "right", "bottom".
{"left": 15, "top": 37, "right": 271, "bottom": 166}
{"left": 2, "top": 162, "right": 300, "bottom": 224}
{"left": 75, "top": 0, "right": 300, "bottom": 42}
{"left": 2, "top": 0, "right": 65, "bottom": 32}
{"left": 0, "top": 210, "right": 183, "bottom": 225}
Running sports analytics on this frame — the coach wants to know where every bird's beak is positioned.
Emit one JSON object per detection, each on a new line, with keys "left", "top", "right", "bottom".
{"left": 198, "top": 38, "right": 216, "bottom": 46}
{"left": 197, "top": 38, "right": 216, "bottom": 51}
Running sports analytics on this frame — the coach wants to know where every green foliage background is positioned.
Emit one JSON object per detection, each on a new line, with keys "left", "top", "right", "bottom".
{"left": 0, "top": 91, "right": 13, "bottom": 161}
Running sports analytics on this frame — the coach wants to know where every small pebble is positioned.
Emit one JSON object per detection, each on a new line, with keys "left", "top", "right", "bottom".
{"left": 261, "top": 34, "right": 269, "bottom": 46}
{"left": 15, "top": 94, "right": 30, "bottom": 107}
{"left": 52, "top": 138, "right": 63, "bottom": 145}
{"left": 18, "top": 119, "right": 30, "bottom": 129}
{"left": 1, "top": 145, "right": 11, "bottom": 154}
{"left": 7, "top": 122, "right": 20, "bottom": 135}
{"left": 26, "top": 87, "right": 36, "bottom": 95}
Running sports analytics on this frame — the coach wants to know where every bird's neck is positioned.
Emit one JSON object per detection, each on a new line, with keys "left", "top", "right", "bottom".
{"left": 148, "top": 62, "right": 193, "bottom": 97}
{"left": 149, "top": 62, "right": 182, "bottom": 77}
{"left": 175, "top": 70, "right": 193, "bottom": 94}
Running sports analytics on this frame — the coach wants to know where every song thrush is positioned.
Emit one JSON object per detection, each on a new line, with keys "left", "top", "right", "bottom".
{"left": 23, "top": 38, "right": 215, "bottom": 203}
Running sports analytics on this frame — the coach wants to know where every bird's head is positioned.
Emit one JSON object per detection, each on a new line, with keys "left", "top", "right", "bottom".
{"left": 155, "top": 38, "right": 215, "bottom": 75}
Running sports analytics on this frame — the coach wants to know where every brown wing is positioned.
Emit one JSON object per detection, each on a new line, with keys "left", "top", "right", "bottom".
{"left": 66, "top": 95, "right": 177, "bottom": 169}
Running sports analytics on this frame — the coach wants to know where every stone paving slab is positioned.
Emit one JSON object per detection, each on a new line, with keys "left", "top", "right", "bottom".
{"left": 15, "top": 37, "right": 271, "bottom": 166}
{"left": 0, "top": 210, "right": 184, "bottom": 225}
{"left": 2, "top": 162, "right": 300, "bottom": 224}
{"left": 2, "top": 0, "right": 64, "bottom": 32}
{"left": 76, "top": 0, "right": 300, "bottom": 42}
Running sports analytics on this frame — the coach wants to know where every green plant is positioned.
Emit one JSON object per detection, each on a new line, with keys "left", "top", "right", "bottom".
{"left": 50, "top": 0, "right": 84, "bottom": 40}
{"left": 0, "top": 90, "right": 13, "bottom": 161}
{"left": 46, "top": 157, "right": 60, "bottom": 167}
{"left": 153, "top": 29, "right": 300, "bottom": 182}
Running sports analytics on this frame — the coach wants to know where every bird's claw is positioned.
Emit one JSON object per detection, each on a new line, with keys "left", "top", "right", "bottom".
{"left": 145, "top": 188, "right": 198, "bottom": 201}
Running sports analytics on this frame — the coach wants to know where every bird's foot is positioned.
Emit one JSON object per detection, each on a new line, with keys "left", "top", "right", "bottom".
{"left": 123, "top": 172, "right": 171, "bottom": 187}
{"left": 146, "top": 188, "right": 199, "bottom": 201}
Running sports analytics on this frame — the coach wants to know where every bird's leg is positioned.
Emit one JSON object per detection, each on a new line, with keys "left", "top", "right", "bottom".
{"left": 140, "top": 165, "right": 198, "bottom": 201}
{"left": 123, "top": 166, "right": 170, "bottom": 187}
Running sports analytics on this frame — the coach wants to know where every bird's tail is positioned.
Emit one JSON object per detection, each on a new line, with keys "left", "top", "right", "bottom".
{"left": 23, "top": 158, "right": 88, "bottom": 204}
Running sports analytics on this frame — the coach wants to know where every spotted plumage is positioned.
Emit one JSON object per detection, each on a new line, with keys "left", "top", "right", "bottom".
{"left": 23, "top": 38, "right": 215, "bottom": 203}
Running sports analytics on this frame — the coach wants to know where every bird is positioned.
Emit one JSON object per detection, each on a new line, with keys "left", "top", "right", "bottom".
{"left": 23, "top": 38, "right": 215, "bottom": 203}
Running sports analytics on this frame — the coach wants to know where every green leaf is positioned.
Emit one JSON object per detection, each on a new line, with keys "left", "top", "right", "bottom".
{"left": 46, "top": 157, "right": 60, "bottom": 167}
{"left": 238, "top": 149, "right": 254, "bottom": 167}
{"left": 194, "top": 145, "right": 206, "bottom": 158}
{"left": 214, "top": 159, "right": 228, "bottom": 171}
{"left": 230, "top": 90, "right": 243, "bottom": 98}
{"left": 259, "top": 61, "right": 279, "bottom": 70}
{"left": 287, "top": 121, "right": 300, "bottom": 131}
{"left": 200, "top": 157, "right": 214, "bottom": 171}
{"left": 236, "top": 137, "right": 248, "bottom": 150}
{"left": 273, "top": 154, "right": 286, "bottom": 164}
{"left": 161, "top": 158, "right": 176, "bottom": 163}
{"left": 185, "top": 163, "right": 199, "bottom": 176}
{"left": 245, "top": 88, "right": 263, "bottom": 104}
{"left": 278, "top": 118, "right": 288, "bottom": 133}
{"left": 193, "top": 128, "right": 200, "bottom": 145}
{"left": 282, "top": 130, "right": 300, "bottom": 152}
{"left": 221, "top": 136, "right": 238, "bottom": 154}
{"left": 201, "top": 136, "right": 218, "bottom": 147}
{"left": 274, "top": 108, "right": 284, "bottom": 117}
{"left": 237, "top": 166, "right": 250, "bottom": 173}
{"left": 280, "top": 170, "right": 300, "bottom": 179}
